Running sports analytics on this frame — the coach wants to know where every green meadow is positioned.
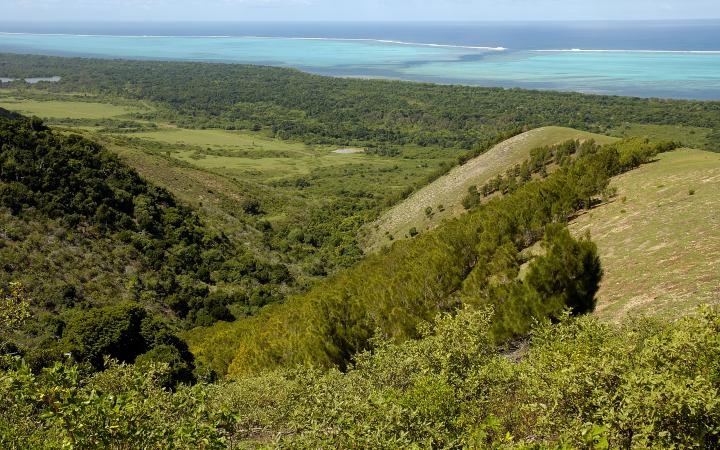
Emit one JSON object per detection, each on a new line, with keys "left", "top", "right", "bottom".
{"left": 0, "top": 94, "right": 146, "bottom": 119}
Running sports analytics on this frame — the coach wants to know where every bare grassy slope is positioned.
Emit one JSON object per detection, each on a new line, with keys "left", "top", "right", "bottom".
{"left": 570, "top": 148, "right": 720, "bottom": 321}
{"left": 363, "top": 126, "right": 617, "bottom": 251}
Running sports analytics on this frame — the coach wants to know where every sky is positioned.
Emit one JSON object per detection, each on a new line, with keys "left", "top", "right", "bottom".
{"left": 2, "top": 0, "right": 720, "bottom": 22}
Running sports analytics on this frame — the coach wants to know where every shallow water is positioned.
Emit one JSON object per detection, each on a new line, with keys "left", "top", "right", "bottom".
{"left": 1, "top": 22, "right": 719, "bottom": 99}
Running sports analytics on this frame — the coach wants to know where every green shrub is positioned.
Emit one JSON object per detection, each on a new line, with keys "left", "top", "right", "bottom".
{"left": 61, "top": 303, "right": 195, "bottom": 386}
{"left": 210, "top": 307, "right": 720, "bottom": 448}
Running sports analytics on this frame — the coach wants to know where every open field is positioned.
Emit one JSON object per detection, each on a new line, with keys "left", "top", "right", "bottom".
{"left": 0, "top": 94, "right": 455, "bottom": 204}
{"left": 570, "top": 148, "right": 720, "bottom": 321}
{"left": 362, "top": 126, "right": 618, "bottom": 251}
{"left": 127, "top": 126, "right": 313, "bottom": 151}
{"left": 118, "top": 127, "right": 458, "bottom": 190}
{"left": 0, "top": 95, "right": 145, "bottom": 119}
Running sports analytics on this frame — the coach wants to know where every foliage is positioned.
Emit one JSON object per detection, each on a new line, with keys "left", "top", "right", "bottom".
{"left": 0, "top": 111, "right": 292, "bottom": 332}
{"left": 205, "top": 306, "right": 720, "bottom": 449}
{"left": 0, "top": 358, "right": 229, "bottom": 449}
{"left": 524, "top": 225, "right": 602, "bottom": 316}
{"left": 0, "top": 54, "right": 715, "bottom": 447}
{"left": 3, "top": 306, "right": 719, "bottom": 448}
{"left": 61, "top": 303, "right": 195, "bottom": 386}
{"left": 2, "top": 54, "right": 719, "bottom": 150}
{"left": 188, "top": 138, "right": 672, "bottom": 376}
{"left": 0, "top": 281, "right": 30, "bottom": 335}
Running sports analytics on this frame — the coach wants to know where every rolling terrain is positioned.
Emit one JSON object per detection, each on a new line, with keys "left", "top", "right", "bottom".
{"left": 363, "top": 124, "right": 719, "bottom": 322}
{"left": 0, "top": 89, "right": 460, "bottom": 283}
{"left": 2, "top": 53, "right": 720, "bottom": 448}
{"left": 363, "top": 126, "right": 617, "bottom": 251}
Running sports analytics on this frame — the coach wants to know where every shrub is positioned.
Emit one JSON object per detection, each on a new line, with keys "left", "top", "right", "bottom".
{"left": 61, "top": 303, "right": 195, "bottom": 385}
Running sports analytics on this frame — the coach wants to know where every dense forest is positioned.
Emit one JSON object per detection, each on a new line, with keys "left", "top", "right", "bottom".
{"left": 1, "top": 53, "right": 719, "bottom": 151}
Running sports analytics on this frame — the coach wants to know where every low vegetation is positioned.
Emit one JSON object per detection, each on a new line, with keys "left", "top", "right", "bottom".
{"left": 4, "top": 300, "right": 719, "bottom": 448}
{"left": 570, "top": 148, "right": 720, "bottom": 319}
{"left": 363, "top": 126, "right": 617, "bottom": 250}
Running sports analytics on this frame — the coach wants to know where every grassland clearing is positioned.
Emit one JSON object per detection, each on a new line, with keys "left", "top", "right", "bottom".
{"left": 0, "top": 94, "right": 147, "bottom": 119}
{"left": 570, "top": 148, "right": 720, "bottom": 321}
{"left": 362, "top": 126, "right": 618, "bottom": 251}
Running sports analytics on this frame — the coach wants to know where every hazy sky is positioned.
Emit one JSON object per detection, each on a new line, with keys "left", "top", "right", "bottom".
{"left": 3, "top": 0, "right": 720, "bottom": 22}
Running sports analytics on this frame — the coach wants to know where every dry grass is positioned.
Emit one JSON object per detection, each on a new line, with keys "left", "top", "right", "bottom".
{"left": 570, "top": 148, "right": 720, "bottom": 321}
{"left": 362, "top": 126, "right": 617, "bottom": 252}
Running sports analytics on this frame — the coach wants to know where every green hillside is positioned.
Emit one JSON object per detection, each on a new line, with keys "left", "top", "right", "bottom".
{"left": 0, "top": 110, "right": 293, "bottom": 370}
{"left": 363, "top": 126, "right": 617, "bottom": 251}
{"left": 571, "top": 148, "right": 720, "bottom": 320}
{"left": 187, "top": 137, "right": 673, "bottom": 377}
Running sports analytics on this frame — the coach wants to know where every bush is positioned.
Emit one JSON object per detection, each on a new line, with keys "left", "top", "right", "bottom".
{"left": 0, "top": 359, "right": 228, "bottom": 449}
{"left": 61, "top": 303, "right": 195, "bottom": 385}
{"left": 524, "top": 224, "right": 603, "bottom": 316}
{"left": 210, "top": 307, "right": 720, "bottom": 448}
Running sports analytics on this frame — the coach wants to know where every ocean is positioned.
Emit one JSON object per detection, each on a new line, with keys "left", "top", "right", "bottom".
{"left": 1, "top": 21, "right": 719, "bottom": 99}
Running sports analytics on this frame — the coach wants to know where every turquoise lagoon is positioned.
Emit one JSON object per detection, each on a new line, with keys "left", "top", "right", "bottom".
{"left": 1, "top": 32, "right": 719, "bottom": 99}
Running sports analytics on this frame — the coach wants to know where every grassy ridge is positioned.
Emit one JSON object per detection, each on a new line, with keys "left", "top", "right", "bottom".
{"left": 363, "top": 126, "right": 618, "bottom": 251}
{"left": 571, "top": 148, "right": 720, "bottom": 320}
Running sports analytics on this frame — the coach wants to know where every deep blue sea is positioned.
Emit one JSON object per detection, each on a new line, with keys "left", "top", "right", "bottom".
{"left": 1, "top": 21, "right": 720, "bottom": 99}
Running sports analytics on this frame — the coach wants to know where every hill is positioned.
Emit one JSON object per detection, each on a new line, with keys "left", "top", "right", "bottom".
{"left": 186, "top": 137, "right": 672, "bottom": 376}
{"left": 0, "top": 110, "right": 294, "bottom": 373}
{"left": 570, "top": 148, "right": 720, "bottom": 320}
{"left": 3, "top": 52, "right": 720, "bottom": 285}
{"left": 2, "top": 54, "right": 719, "bottom": 447}
{"left": 363, "top": 126, "right": 617, "bottom": 251}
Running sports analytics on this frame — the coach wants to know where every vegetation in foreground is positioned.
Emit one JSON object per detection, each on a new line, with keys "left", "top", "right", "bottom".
{"left": 3, "top": 294, "right": 719, "bottom": 448}
{"left": 1, "top": 54, "right": 719, "bottom": 447}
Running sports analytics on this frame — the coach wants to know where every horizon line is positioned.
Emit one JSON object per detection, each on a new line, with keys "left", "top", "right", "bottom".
{"left": 1, "top": 18, "right": 720, "bottom": 24}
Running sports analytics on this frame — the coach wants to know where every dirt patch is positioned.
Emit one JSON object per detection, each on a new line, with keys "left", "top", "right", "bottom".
{"left": 333, "top": 148, "right": 365, "bottom": 154}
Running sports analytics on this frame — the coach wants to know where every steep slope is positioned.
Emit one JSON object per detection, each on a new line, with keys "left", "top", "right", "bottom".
{"left": 363, "top": 126, "right": 617, "bottom": 251}
{"left": 0, "top": 110, "right": 292, "bottom": 341}
{"left": 570, "top": 148, "right": 720, "bottom": 320}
